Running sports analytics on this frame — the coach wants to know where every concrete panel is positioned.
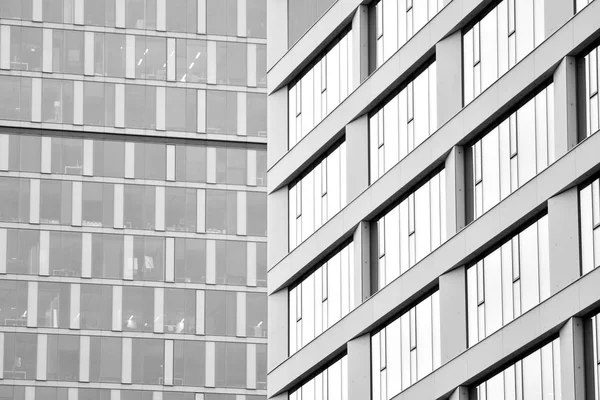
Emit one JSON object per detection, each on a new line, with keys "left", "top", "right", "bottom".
{"left": 351, "top": 5, "right": 369, "bottom": 88}
{"left": 545, "top": 0, "right": 574, "bottom": 37}
{"left": 346, "top": 115, "right": 369, "bottom": 202}
{"left": 268, "top": 288, "right": 288, "bottom": 372}
{"left": 347, "top": 334, "right": 371, "bottom": 400}
{"left": 267, "top": 88, "right": 288, "bottom": 168}
{"left": 439, "top": 266, "right": 467, "bottom": 364}
{"left": 553, "top": 56, "right": 579, "bottom": 159}
{"left": 268, "top": 188, "right": 288, "bottom": 271}
{"left": 445, "top": 147, "right": 466, "bottom": 238}
{"left": 353, "top": 221, "right": 370, "bottom": 303}
{"left": 266, "top": 0, "right": 287, "bottom": 69}
{"left": 436, "top": 31, "right": 463, "bottom": 127}
{"left": 559, "top": 318, "right": 586, "bottom": 400}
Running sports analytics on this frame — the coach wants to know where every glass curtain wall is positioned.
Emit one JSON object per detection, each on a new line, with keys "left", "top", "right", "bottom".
{"left": 580, "top": 177, "right": 600, "bottom": 275}
{"left": 592, "top": 311, "right": 600, "bottom": 400}
{"left": 369, "top": 61, "right": 437, "bottom": 183}
{"left": 469, "top": 84, "right": 554, "bottom": 220}
{"left": 375, "top": 170, "right": 446, "bottom": 290}
{"left": 463, "top": 0, "right": 545, "bottom": 105}
{"left": 289, "top": 242, "right": 355, "bottom": 354}
{"left": 467, "top": 216, "right": 550, "bottom": 346}
{"left": 288, "top": 356, "right": 348, "bottom": 400}
{"left": 577, "top": 0, "right": 596, "bottom": 12}
{"left": 371, "top": 291, "right": 440, "bottom": 400}
{"left": 584, "top": 45, "right": 600, "bottom": 138}
{"left": 288, "top": 30, "right": 353, "bottom": 149}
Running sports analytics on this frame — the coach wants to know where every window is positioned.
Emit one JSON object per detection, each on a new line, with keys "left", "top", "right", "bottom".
{"left": 0, "top": 386, "right": 25, "bottom": 400}
{"left": 174, "top": 341, "right": 205, "bottom": 386}
{"left": 256, "top": 242, "right": 267, "bottom": 287}
{"left": 592, "top": 311, "right": 600, "bottom": 400}
{"left": 580, "top": 178, "right": 600, "bottom": 275}
{"left": 369, "top": 62, "right": 437, "bottom": 182}
{"left": 289, "top": 242, "right": 354, "bottom": 353}
{"left": 84, "top": 0, "right": 115, "bottom": 26}
{"left": 206, "top": 291, "right": 237, "bottom": 336}
{"left": 3, "top": 333, "right": 37, "bottom": 380}
{"left": 176, "top": 144, "right": 206, "bottom": 183}
{"left": 34, "top": 387, "right": 70, "bottom": 400}
{"left": 472, "top": 339, "right": 560, "bottom": 399}
{"left": 176, "top": 39, "right": 207, "bottom": 83}
{"left": 584, "top": 45, "right": 600, "bottom": 137}
{"left": 89, "top": 337, "right": 121, "bottom": 383}
{"left": 0, "top": 281, "right": 28, "bottom": 327}
{"left": 288, "top": 0, "right": 337, "bottom": 47}
{"left": 256, "top": 45, "right": 267, "bottom": 88}
{"left": 247, "top": 93, "right": 267, "bottom": 137}
{"left": 174, "top": 238, "right": 206, "bottom": 283}
{"left": 83, "top": 82, "right": 115, "bottom": 126}
{"left": 215, "top": 342, "right": 246, "bottom": 388}
{"left": 215, "top": 241, "right": 247, "bottom": 285}
{"left": 49, "top": 231, "right": 82, "bottom": 277}
{"left": 91, "top": 234, "right": 124, "bottom": 279}
{"left": 463, "top": 0, "right": 545, "bottom": 104}
{"left": 206, "top": 190, "right": 237, "bottom": 234}
{"left": 375, "top": 170, "right": 446, "bottom": 290}
{"left": 134, "top": 142, "right": 165, "bottom": 180}
{"left": 289, "top": 142, "right": 347, "bottom": 249}
{"left": 7, "top": 134, "right": 41, "bottom": 173}
{"left": 95, "top": 33, "right": 126, "bottom": 78}
{"left": 0, "top": 76, "right": 32, "bottom": 121}
{"left": 52, "top": 30, "right": 84, "bottom": 74}
{"left": 51, "top": 137, "right": 83, "bottom": 175}
{"left": 288, "top": 29, "right": 353, "bottom": 148}
{"left": 42, "top": 0, "right": 69, "bottom": 23}
{"left": 126, "top": 0, "right": 157, "bottom": 29}
{"left": 40, "top": 180, "right": 72, "bottom": 225}
{"left": 216, "top": 42, "right": 247, "bottom": 86}
{"left": 215, "top": 146, "right": 247, "bottom": 185}
{"left": 135, "top": 36, "right": 166, "bottom": 80}
{"left": 47, "top": 335, "right": 79, "bottom": 381}
{"left": 80, "top": 284, "right": 112, "bottom": 330}
{"left": 0, "top": 0, "right": 32, "bottom": 20}
{"left": 247, "top": 192, "right": 267, "bottom": 237}
{"left": 10, "top": 26, "right": 42, "bottom": 71}
{"left": 247, "top": 293, "right": 267, "bottom": 337}
{"left": 124, "top": 185, "right": 155, "bottom": 229}
{"left": 166, "top": 0, "right": 197, "bottom": 33}
{"left": 577, "top": 0, "right": 596, "bottom": 12}
{"left": 93, "top": 140, "right": 125, "bottom": 178}
{"left": 131, "top": 339, "right": 163, "bottom": 384}
{"left": 82, "top": 183, "right": 114, "bottom": 227}
{"left": 5, "top": 229, "right": 39, "bottom": 275}
{"left": 372, "top": 292, "right": 440, "bottom": 399}
{"left": 80, "top": 389, "right": 112, "bottom": 400}
{"left": 0, "top": 178, "right": 30, "bottom": 223}
{"left": 164, "top": 289, "right": 196, "bottom": 334}
{"left": 166, "top": 88, "right": 197, "bottom": 132}
{"left": 289, "top": 357, "right": 348, "bottom": 400}
{"left": 207, "top": 0, "right": 237, "bottom": 36}
{"left": 247, "top": 0, "right": 266, "bottom": 38}
{"left": 42, "top": 80, "right": 74, "bottom": 124}
{"left": 123, "top": 286, "right": 154, "bottom": 332}
{"left": 469, "top": 85, "right": 554, "bottom": 220}
{"left": 38, "top": 282, "right": 71, "bottom": 328}
{"left": 125, "top": 85, "right": 156, "bottom": 129}
{"left": 207, "top": 90, "right": 237, "bottom": 134}
{"left": 131, "top": 236, "right": 164, "bottom": 281}
{"left": 467, "top": 216, "right": 550, "bottom": 346}
{"left": 165, "top": 187, "right": 197, "bottom": 232}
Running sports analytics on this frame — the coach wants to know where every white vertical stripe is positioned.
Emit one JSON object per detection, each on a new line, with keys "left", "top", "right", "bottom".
{"left": 237, "top": 191, "right": 247, "bottom": 235}
{"left": 122, "top": 337, "right": 132, "bottom": 383}
{"left": 247, "top": 343, "right": 257, "bottom": 389}
{"left": 154, "top": 287, "right": 164, "bottom": 333}
{"left": 68, "top": 388, "right": 78, "bottom": 400}
{"left": 196, "top": 189, "right": 206, "bottom": 233}
{"left": 205, "top": 342, "right": 215, "bottom": 387}
{"left": 83, "top": 139, "right": 93, "bottom": 176}
{"left": 0, "top": 26, "right": 10, "bottom": 69}
{"left": 126, "top": 35, "right": 135, "bottom": 79}
{"left": 123, "top": 235, "right": 134, "bottom": 280}
{"left": 41, "top": 136, "right": 52, "bottom": 173}
{"left": 237, "top": 291, "right": 246, "bottom": 337}
{"left": 111, "top": 390, "right": 120, "bottom": 400}
{"left": 206, "top": 147, "right": 216, "bottom": 183}
{"left": 32, "top": 0, "right": 42, "bottom": 20}
{"left": 79, "top": 336, "right": 90, "bottom": 382}
{"left": 72, "top": 181, "right": 82, "bottom": 226}
{"left": 247, "top": 241, "right": 257, "bottom": 286}
{"left": 167, "top": 38, "right": 176, "bottom": 81}
{"left": 70, "top": 283, "right": 80, "bottom": 329}
{"left": 247, "top": 44, "right": 257, "bottom": 87}
{"left": 153, "top": 393, "right": 162, "bottom": 400}
{"left": 164, "top": 340, "right": 174, "bottom": 385}
{"left": 114, "top": 184, "right": 124, "bottom": 228}
{"left": 115, "top": 0, "right": 125, "bottom": 27}
{"left": 30, "top": 179, "right": 40, "bottom": 224}
{"left": 197, "top": 89, "right": 206, "bottom": 133}
{"left": 74, "top": 80, "right": 83, "bottom": 125}
{"left": 63, "top": 0, "right": 73, "bottom": 23}
{"left": 27, "top": 281, "right": 38, "bottom": 327}
{"left": 0, "top": 228, "right": 6, "bottom": 274}
{"left": 82, "top": 233, "right": 92, "bottom": 278}
{"left": 237, "top": 92, "right": 247, "bottom": 136}
{"left": 207, "top": 42, "right": 217, "bottom": 84}
{"left": 196, "top": 290, "right": 205, "bottom": 335}
{"left": 124, "top": 142, "right": 135, "bottom": 178}
{"left": 166, "top": 145, "right": 175, "bottom": 181}
{"left": 84, "top": 32, "right": 94, "bottom": 75}
{"left": 0, "top": 333, "right": 4, "bottom": 379}
{"left": 206, "top": 240, "right": 215, "bottom": 284}
{"left": 74, "top": 0, "right": 84, "bottom": 24}
{"left": 25, "top": 387, "right": 35, "bottom": 400}
{"left": 115, "top": 84, "right": 125, "bottom": 128}
{"left": 155, "top": 186, "right": 165, "bottom": 231}
{"left": 39, "top": 231, "right": 49, "bottom": 276}
{"left": 37, "top": 334, "right": 47, "bottom": 380}
{"left": 157, "top": 0, "right": 166, "bottom": 31}
{"left": 197, "top": 0, "right": 206, "bottom": 34}
{"left": 112, "top": 285, "right": 122, "bottom": 331}
{"left": 237, "top": 0, "right": 247, "bottom": 37}
{"left": 166, "top": 237, "right": 175, "bottom": 282}
{"left": 43, "top": 29, "right": 53, "bottom": 73}
{"left": 247, "top": 149, "right": 257, "bottom": 186}
{"left": 156, "top": 86, "right": 166, "bottom": 131}
{"left": 0, "top": 134, "right": 8, "bottom": 170}
{"left": 31, "top": 78, "right": 42, "bottom": 122}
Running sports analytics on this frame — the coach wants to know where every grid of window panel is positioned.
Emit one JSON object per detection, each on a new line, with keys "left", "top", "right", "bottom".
{"left": 471, "top": 339, "right": 561, "bottom": 400}
{"left": 289, "top": 242, "right": 355, "bottom": 355}
{"left": 369, "top": 62, "right": 437, "bottom": 183}
{"left": 463, "top": 0, "right": 545, "bottom": 105}
{"left": 288, "top": 356, "right": 348, "bottom": 400}
{"left": 467, "top": 216, "right": 550, "bottom": 347}
{"left": 372, "top": 0, "right": 443, "bottom": 69}
{"left": 584, "top": 45, "right": 600, "bottom": 138}
{"left": 375, "top": 170, "right": 446, "bottom": 290}
{"left": 580, "top": 178, "right": 600, "bottom": 275}
{"left": 289, "top": 141, "right": 347, "bottom": 250}
{"left": 469, "top": 84, "right": 555, "bottom": 220}
{"left": 288, "top": 30, "right": 354, "bottom": 149}
{"left": 371, "top": 291, "right": 440, "bottom": 400}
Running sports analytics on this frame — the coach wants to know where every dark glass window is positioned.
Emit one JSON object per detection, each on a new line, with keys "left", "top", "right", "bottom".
{"left": 0, "top": 177, "right": 30, "bottom": 223}
{"left": 6, "top": 229, "right": 39, "bottom": 275}
{"left": 166, "top": 88, "right": 197, "bottom": 132}
{"left": 166, "top": 0, "right": 197, "bottom": 33}
{"left": 52, "top": 30, "right": 84, "bottom": 74}
{"left": 10, "top": 26, "right": 42, "bottom": 71}
{"left": 91, "top": 234, "right": 124, "bottom": 279}
{"left": 83, "top": 81, "right": 115, "bottom": 126}
{"left": 125, "top": 0, "right": 157, "bottom": 29}
{"left": 47, "top": 335, "right": 80, "bottom": 381}
{"left": 135, "top": 36, "right": 166, "bottom": 80}
{"left": 174, "top": 341, "right": 205, "bottom": 386}
{"left": 247, "top": 0, "right": 266, "bottom": 38}
{"left": 80, "top": 284, "right": 112, "bottom": 330}
{"left": 3, "top": 333, "right": 36, "bottom": 380}
{"left": 288, "top": 0, "right": 336, "bottom": 46}
{"left": 89, "top": 337, "right": 121, "bottom": 383}
{"left": 40, "top": 180, "right": 72, "bottom": 225}
{"left": 164, "top": 289, "right": 195, "bottom": 334}
{"left": 216, "top": 42, "right": 247, "bottom": 86}
{"left": 125, "top": 85, "right": 156, "bottom": 129}
{"left": 49, "top": 231, "right": 82, "bottom": 277}
{"left": 247, "top": 293, "right": 267, "bottom": 337}
{"left": 206, "top": 190, "right": 237, "bottom": 234}
{"left": 42, "top": 80, "right": 74, "bottom": 124}
{"left": 174, "top": 238, "right": 206, "bottom": 284}
{"left": 165, "top": 187, "right": 197, "bottom": 232}
{"left": 51, "top": 137, "right": 83, "bottom": 175}
{"left": 8, "top": 134, "right": 41, "bottom": 172}
{"left": 82, "top": 182, "right": 114, "bottom": 227}
{"left": 132, "top": 236, "right": 164, "bottom": 281}
{"left": 131, "top": 339, "right": 163, "bottom": 384}
{"left": 176, "top": 39, "right": 207, "bottom": 83}
{"left": 175, "top": 144, "right": 206, "bottom": 183}
{"left": 80, "top": 389, "right": 112, "bottom": 400}
{"left": 134, "top": 142, "right": 166, "bottom": 180}
{"left": 84, "top": 0, "right": 115, "bottom": 26}
{"left": 95, "top": 33, "right": 126, "bottom": 78}
{"left": 247, "top": 93, "right": 267, "bottom": 137}
{"left": 205, "top": 290, "right": 237, "bottom": 336}
{"left": 256, "top": 344, "right": 267, "bottom": 389}
{"left": 0, "top": 0, "right": 32, "bottom": 20}
{"left": 124, "top": 185, "right": 156, "bottom": 230}
{"left": 38, "top": 282, "right": 71, "bottom": 328}
{"left": 207, "top": 0, "right": 237, "bottom": 36}
{"left": 93, "top": 140, "right": 125, "bottom": 178}
{"left": 0, "top": 76, "right": 32, "bottom": 121}
{"left": 216, "top": 241, "right": 247, "bottom": 285}
{"left": 256, "top": 242, "right": 267, "bottom": 287}
{"left": 123, "top": 286, "right": 154, "bottom": 332}
{"left": 215, "top": 342, "right": 246, "bottom": 388}
{"left": 0, "top": 281, "right": 28, "bottom": 326}
{"left": 207, "top": 90, "right": 237, "bottom": 135}
{"left": 247, "top": 192, "right": 267, "bottom": 237}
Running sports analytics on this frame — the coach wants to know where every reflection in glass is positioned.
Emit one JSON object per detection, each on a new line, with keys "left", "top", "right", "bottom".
{"left": 5, "top": 229, "right": 39, "bottom": 274}
{"left": 126, "top": 0, "right": 157, "bottom": 29}
{"left": 0, "top": 281, "right": 28, "bottom": 326}
{"left": 206, "top": 190, "right": 237, "bottom": 234}
{"left": 0, "top": 76, "right": 32, "bottom": 121}
{"left": 49, "top": 231, "right": 82, "bottom": 277}
{"left": 3, "top": 333, "right": 37, "bottom": 380}
{"left": 166, "top": 0, "right": 197, "bottom": 33}
{"left": 82, "top": 182, "right": 114, "bottom": 227}
{"left": 122, "top": 286, "right": 154, "bottom": 332}
{"left": 9, "top": 26, "right": 42, "bottom": 71}
{"left": 216, "top": 241, "right": 247, "bottom": 285}
{"left": 37, "top": 282, "right": 71, "bottom": 328}
{"left": 91, "top": 234, "right": 124, "bottom": 279}
{"left": 164, "top": 289, "right": 195, "bottom": 334}
{"left": 47, "top": 335, "right": 79, "bottom": 381}
{"left": 124, "top": 185, "right": 155, "bottom": 229}
{"left": 42, "top": 80, "right": 74, "bottom": 124}
{"left": 131, "top": 339, "right": 163, "bottom": 384}
{"left": 247, "top": 293, "right": 267, "bottom": 337}
{"left": 52, "top": 30, "right": 84, "bottom": 74}
{"left": 176, "top": 39, "right": 207, "bottom": 83}
{"left": 207, "top": 0, "right": 237, "bottom": 36}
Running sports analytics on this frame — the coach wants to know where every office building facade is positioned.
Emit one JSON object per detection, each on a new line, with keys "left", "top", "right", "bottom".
{"left": 267, "top": 0, "right": 600, "bottom": 399}
{"left": 0, "top": 0, "right": 267, "bottom": 399}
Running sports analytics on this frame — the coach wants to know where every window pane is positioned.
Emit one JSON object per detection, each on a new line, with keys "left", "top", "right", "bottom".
{"left": 6, "top": 229, "right": 39, "bottom": 274}
{"left": 89, "top": 337, "right": 121, "bottom": 383}
{"left": 174, "top": 341, "right": 205, "bottom": 386}
{"left": 123, "top": 286, "right": 154, "bottom": 332}
{"left": 164, "top": 289, "right": 196, "bottom": 334}
{"left": 0, "top": 281, "right": 28, "bottom": 326}
{"left": 3, "top": 333, "right": 37, "bottom": 380}
{"left": 215, "top": 342, "right": 246, "bottom": 388}
{"left": 80, "top": 284, "right": 112, "bottom": 330}
{"left": 174, "top": 238, "right": 206, "bottom": 283}
{"left": 131, "top": 339, "right": 164, "bottom": 384}
{"left": 38, "top": 282, "right": 71, "bottom": 328}
{"left": 206, "top": 291, "right": 237, "bottom": 336}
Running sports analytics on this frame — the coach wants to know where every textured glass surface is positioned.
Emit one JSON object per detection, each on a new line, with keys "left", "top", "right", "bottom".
{"left": 289, "top": 242, "right": 355, "bottom": 354}
{"left": 372, "top": 292, "right": 440, "bottom": 399}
